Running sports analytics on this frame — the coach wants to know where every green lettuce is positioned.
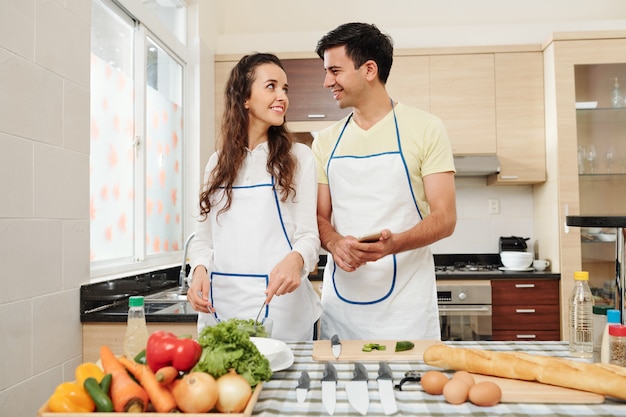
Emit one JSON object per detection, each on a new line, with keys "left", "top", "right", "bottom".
{"left": 193, "top": 318, "right": 272, "bottom": 387}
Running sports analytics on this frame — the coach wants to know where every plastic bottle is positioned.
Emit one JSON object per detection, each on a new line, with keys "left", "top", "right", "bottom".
{"left": 592, "top": 305, "right": 609, "bottom": 362}
{"left": 611, "top": 77, "right": 623, "bottom": 108}
{"left": 601, "top": 309, "right": 621, "bottom": 363}
{"left": 124, "top": 296, "right": 149, "bottom": 358}
{"left": 569, "top": 271, "right": 594, "bottom": 358}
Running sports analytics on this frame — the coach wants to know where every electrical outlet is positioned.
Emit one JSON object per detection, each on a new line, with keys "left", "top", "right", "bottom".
{"left": 488, "top": 198, "right": 500, "bottom": 214}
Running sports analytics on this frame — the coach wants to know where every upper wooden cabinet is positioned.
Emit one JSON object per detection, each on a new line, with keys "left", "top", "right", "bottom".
{"left": 386, "top": 55, "right": 430, "bottom": 110}
{"left": 488, "top": 52, "right": 546, "bottom": 185}
{"left": 280, "top": 59, "right": 351, "bottom": 122}
{"left": 430, "top": 54, "right": 497, "bottom": 155}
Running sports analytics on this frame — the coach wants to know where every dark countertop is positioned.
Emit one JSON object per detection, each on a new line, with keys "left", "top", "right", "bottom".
{"left": 81, "top": 263, "right": 560, "bottom": 324}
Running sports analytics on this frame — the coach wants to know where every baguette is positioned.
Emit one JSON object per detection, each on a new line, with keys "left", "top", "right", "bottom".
{"left": 423, "top": 344, "right": 626, "bottom": 400}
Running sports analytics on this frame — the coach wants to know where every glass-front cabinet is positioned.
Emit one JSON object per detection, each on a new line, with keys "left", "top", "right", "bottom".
{"left": 575, "top": 64, "right": 626, "bottom": 307}
{"left": 539, "top": 31, "right": 626, "bottom": 338}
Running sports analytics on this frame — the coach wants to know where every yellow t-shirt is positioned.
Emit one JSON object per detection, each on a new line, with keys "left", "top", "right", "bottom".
{"left": 312, "top": 102, "right": 455, "bottom": 217}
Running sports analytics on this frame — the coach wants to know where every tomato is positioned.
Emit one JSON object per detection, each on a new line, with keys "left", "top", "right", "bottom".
{"left": 170, "top": 372, "right": 218, "bottom": 413}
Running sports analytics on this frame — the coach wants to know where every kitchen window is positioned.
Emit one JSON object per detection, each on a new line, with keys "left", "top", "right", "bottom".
{"left": 90, "top": 0, "right": 188, "bottom": 277}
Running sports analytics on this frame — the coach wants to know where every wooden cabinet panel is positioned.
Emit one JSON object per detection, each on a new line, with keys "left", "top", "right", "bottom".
{"left": 491, "top": 279, "right": 560, "bottom": 341}
{"left": 492, "top": 304, "right": 560, "bottom": 330}
{"left": 488, "top": 52, "right": 546, "bottom": 185}
{"left": 492, "top": 330, "right": 561, "bottom": 341}
{"left": 82, "top": 322, "right": 197, "bottom": 363}
{"left": 386, "top": 55, "right": 430, "bottom": 110}
{"left": 430, "top": 54, "right": 496, "bottom": 155}
{"left": 492, "top": 279, "right": 560, "bottom": 305}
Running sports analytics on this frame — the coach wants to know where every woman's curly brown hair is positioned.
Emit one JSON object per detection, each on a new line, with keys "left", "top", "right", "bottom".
{"left": 199, "top": 53, "right": 296, "bottom": 219}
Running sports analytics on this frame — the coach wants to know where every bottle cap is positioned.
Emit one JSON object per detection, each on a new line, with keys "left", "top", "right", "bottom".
{"left": 574, "top": 271, "right": 589, "bottom": 281}
{"left": 593, "top": 305, "right": 610, "bottom": 315}
{"left": 608, "top": 324, "right": 626, "bottom": 337}
{"left": 129, "top": 296, "right": 145, "bottom": 307}
{"left": 607, "top": 309, "right": 622, "bottom": 324}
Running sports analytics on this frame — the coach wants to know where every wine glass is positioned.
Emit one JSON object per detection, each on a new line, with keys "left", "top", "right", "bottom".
{"left": 586, "top": 145, "right": 596, "bottom": 174}
{"left": 605, "top": 145, "right": 615, "bottom": 173}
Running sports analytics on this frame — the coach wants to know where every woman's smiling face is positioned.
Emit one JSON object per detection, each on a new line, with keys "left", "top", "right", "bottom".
{"left": 246, "top": 63, "right": 289, "bottom": 129}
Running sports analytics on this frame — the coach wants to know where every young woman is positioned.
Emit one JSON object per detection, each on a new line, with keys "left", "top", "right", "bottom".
{"left": 187, "top": 53, "right": 321, "bottom": 341}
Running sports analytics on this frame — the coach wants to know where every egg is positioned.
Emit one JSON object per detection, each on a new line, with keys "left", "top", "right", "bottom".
{"left": 420, "top": 371, "right": 449, "bottom": 395}
{"left": 442, "top": 378, "right": 471, "bottom": 404}
{"left": 468, "top": 381, "right": 502, "bottom": 406}
{"left": 452, "top": 370, "right": 475, "bottom": 388}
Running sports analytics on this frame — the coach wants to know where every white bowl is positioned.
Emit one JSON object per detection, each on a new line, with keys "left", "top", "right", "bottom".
{"left": 250, "top": 337, "right": 287, "bottom": 363}
{"left": 500, "top": 251, "right": 533, "bottom": 269}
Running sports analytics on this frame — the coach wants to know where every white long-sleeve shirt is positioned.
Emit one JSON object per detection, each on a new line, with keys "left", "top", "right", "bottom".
{"left": 189, "top": 141, "right": 320, "bottom": 278}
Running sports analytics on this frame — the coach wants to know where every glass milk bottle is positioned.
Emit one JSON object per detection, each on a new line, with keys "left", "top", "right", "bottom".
{"left": 569, "top": 271, "right": 594, "bottom": 358}
{"left": 124, "top": 296, "right": 149, "bottom": 358}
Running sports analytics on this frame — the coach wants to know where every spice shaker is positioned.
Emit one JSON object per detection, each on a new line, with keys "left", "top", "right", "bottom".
{"left": 608, "top": 324, "right": 626, "bottom": 367}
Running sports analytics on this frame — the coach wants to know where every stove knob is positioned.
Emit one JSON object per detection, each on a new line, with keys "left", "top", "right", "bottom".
{"left": 458, "top": 292, "right": 468, "bottom": 301}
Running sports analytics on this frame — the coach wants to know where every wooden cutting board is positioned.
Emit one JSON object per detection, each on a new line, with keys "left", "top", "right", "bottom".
{"left": 312, "top": 340, "right": 605, "bottom": 404}
{"left": 312, "top": 339, "right": 441, "bottom": 361}
{"left": 471, "top": 374, "right": 604, "bottom": 404}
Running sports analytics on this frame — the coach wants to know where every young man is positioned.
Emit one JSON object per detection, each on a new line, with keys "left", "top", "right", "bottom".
{"left": 312, "top": 23, "right": 457, "bottom": 340}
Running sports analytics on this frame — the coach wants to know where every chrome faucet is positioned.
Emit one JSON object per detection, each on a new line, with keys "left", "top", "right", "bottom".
{"left": 179, "top": 232, "right": 196, "bottom": 292}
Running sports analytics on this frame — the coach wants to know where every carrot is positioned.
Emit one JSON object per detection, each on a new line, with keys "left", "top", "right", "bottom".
{"left": 155, "top": 366, "right": 180, "bottom": 385}
{"left": 118, "top": 355, "right": 178, "bottom": 413}
{"left": 99, "top": 345, "right": 148, "bottom": 413}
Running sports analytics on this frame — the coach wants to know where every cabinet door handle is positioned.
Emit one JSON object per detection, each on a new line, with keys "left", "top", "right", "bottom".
{"left": 515, "top": 284, "right": 535, "bottom": 288}
{"left": 516, "top": 334, "right": 537, "bottom": 339}
{"left": 516, "top": 309, "right": 536, "bottom": 313}
{"left": 307, "top": 114, "right": 326, "bottom": 119}
{"left": 499, "top": 175, "right": 519, "bottom": 180}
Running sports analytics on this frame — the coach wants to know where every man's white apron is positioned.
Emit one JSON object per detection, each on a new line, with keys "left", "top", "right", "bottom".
{"left": 320, "top": 108, "right": 441, "bottom": 340}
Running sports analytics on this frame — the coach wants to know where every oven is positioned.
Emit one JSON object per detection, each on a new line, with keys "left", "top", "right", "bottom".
{"left": 437, "top": 280, "right": 492, "bottom": 341}
{"left": 434, "top": 254, "right": 501, "bottom": 341}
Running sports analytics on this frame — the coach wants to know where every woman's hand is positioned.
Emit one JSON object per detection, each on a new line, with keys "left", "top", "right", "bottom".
{"left": 266, "top": 251, "right": 304, "bottom": 303}
{"left": 186, "top": 266, "right": 214, "bottom": 313}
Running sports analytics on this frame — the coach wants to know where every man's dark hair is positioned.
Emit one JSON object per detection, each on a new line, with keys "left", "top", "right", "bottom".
{"left": 315, "top": 22, "right": 394, "bottom": 83}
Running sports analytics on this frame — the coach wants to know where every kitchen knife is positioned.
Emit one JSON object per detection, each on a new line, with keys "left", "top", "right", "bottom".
{"left": 346, "top": 362, "right": 369, "bottom": 416}
{"left": 321, "top": 362, "right": 337, "bottom": 415}
{"left": 330, "top": 334, "right": 341, "bottom": 359}
{"left": 377, "top": 362, "right": 398, "bottom": 415}
{"left": 295, "top": 371, "right": 310, "bottom": 403}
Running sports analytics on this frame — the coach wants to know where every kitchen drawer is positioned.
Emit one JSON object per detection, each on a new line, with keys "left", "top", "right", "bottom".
{"left": 492, "top": 330, "right": 561, "bottom": 341}
{"left": 492, "top": 304, "right": 560, "bottom": 330}
{"left": 492, "top": 279, "right": 559, "bottom": 306}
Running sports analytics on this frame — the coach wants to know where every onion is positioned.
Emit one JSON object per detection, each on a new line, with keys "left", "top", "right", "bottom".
{"left": 171, "top": 372, "right": 218, "bottom": 413}
{"left": 215, "top": 369, "right": 253, "bottom": 413}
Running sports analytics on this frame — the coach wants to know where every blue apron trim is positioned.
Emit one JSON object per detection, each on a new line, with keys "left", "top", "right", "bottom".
{"left": 391, "top": 107, "right": 422, "bottom": 218}
{"left": 332, "top": 150, "right": 399, "bottom": 159}
{"left": 270, "top": 177, "right": 293, "bottom": 250}
{"left": 210, "top": 272, "right": 269, "bottom": 322}
{"left": 330, "top": 255, "right": 397, "bottom": 305}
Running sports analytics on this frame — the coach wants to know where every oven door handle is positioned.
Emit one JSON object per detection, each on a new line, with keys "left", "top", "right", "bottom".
{"left": 438, "top": 306, "right": 491, "bottom": 313}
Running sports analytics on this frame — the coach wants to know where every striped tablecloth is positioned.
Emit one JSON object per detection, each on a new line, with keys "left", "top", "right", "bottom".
{"left": 252, "top": 341, "right": 625, "bottom": 416}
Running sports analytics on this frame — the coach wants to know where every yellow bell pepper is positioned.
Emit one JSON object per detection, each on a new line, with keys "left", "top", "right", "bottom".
{"left": 48, "top": 381, "right": 95, "bottom": 413}
{"left": 75, "top": 362, "right": 105, "bottom": 386}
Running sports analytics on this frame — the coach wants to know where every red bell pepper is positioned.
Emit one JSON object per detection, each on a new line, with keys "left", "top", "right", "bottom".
{"left": 145, "top": 331, "right": 202, "bottom": 373}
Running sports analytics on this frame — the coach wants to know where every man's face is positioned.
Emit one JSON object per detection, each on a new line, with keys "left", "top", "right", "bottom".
{"left": 322, "top": 46, "right": 367, "bottom": 109}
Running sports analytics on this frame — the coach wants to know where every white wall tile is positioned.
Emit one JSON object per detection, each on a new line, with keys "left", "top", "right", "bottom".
{"left": 0, "top": 133, "right": 34, "bottom": 218}
{"left": 35, "top": 0, "right": 90, "bottom": 88}
{"left": 0, "top": 300, "right": 32, "bottom": 390}
{"left": 0, "top": 49, "right": 63, "bottom": 145}
{"left": 0, "top": 220, "right": 62, "bottom": 303}
{"left": 0, "top": 0, "right": 35, "bottom": 61}
{"left": 63, "top": 81, "right": 90, "bottom": 154}
{"left": 33, "top": 290, "right": 82, "bottom": 374}
{"left": 34, "top": 144, "right": 89, "bottom": 219}
{"left": 0, "top": 366, "right": 63, "bottom": 417}
{"left": 63, "top": 220, "right": 90, "bottom": 289}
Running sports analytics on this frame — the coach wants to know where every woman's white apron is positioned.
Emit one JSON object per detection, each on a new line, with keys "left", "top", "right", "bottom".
{"left": 197, "top": 170, "right": 320, "bottom": 341}
{"left": 320, "top": 108, "right": 440, "bottom": 340}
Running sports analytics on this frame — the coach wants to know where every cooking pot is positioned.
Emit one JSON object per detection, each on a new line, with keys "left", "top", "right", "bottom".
{"left": 499, "top": 236, "right": 529, "bottom": 252}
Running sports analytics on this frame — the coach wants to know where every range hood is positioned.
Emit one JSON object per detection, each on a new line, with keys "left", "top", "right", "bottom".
{"left": 453, "top": 154, "right": 501, "bottom": 177}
